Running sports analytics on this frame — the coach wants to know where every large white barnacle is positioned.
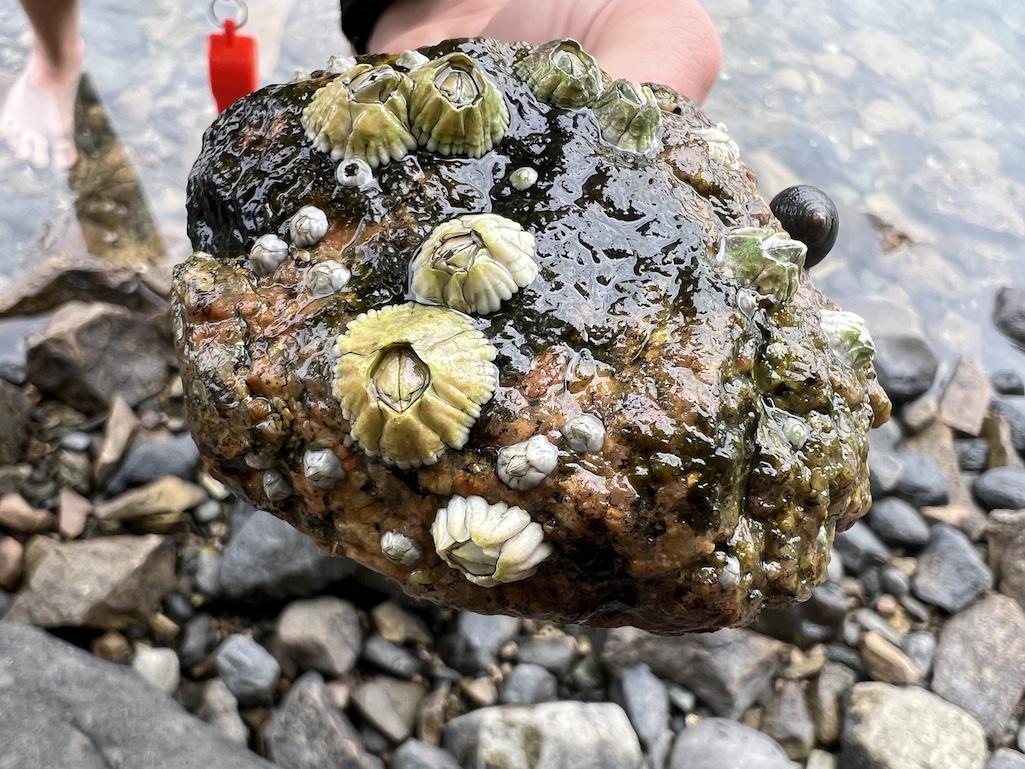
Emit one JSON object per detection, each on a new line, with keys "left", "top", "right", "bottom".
{"left": 263, "top": 470, "right": 291, "bottom": 502}
{"left": 407, "top": 52, "right": 509, "bottom": 158}
{"left": 561, "top": 413, "right": 605, "bottom": 453}
{"left": 696, "top": 122, "right": 742, "bottom": 169}
{"left": 289, "top": 206, "right": 329, "bottom": 247}
{"left": 303, "top": 448, "right": 345, "bottom": 488}
{"left": 593, "top": 79, "right": 662, "bottom": 153}
{"left": 306, "top": 260, "right": 351, "bottom": 296}
{"left": 509, "top": 166, "right": 538, "bottom": 190}
{"left": 250, "top": 234, "right": 289, "bottom": 276}
{"left": 302, "top": 63, "right": 416, "bottom": 167}
{"left": 496, "top": 435, "right": 558, "bottom": 490}
{"left": 820, "top": 309, "right": 876, "bottom": 368}
{"left": 430, "top": 495, "right": 553, "bottom": 587}
{"left": 409, "top": 214, "right": 538, "bottom": 315}
{"left": 380, "top": 531, "right": 422, "bottom": 566}
{"left": 717, "top": 227, "right": 807, "bottom": 306}
{"left": 395, "top": 49, "right": 430, "bottom": 70}
{"left": 336, "top": 157, "right": 373, "bottom": 188}
{"left": 517, "top": 38, "right": 603, "bottom": 109}
{"left": 333, "top": 303, "right": 498, "bottom": 468}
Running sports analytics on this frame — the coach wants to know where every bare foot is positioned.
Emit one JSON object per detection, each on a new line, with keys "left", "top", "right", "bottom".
{"left": 1, "top": 39, "right": 83, "bottom": 169}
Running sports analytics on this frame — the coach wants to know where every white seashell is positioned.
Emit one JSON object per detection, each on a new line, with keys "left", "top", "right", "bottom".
{"left": 820, "top": 309, "right": 875, "bottom": 368}
{"left": 561, "top": 413, "right": 605, "bottom": 453}
{"left": 509, "top": 167, "right": 538, "bottom": 190}
{"left": 263, "top": 470, "right": 291, "bottom": 502}
{"left": 303, "top": 448, "right": 345, "bottom": 488}
{"left": 289, "top": 206, "right": 329, "bottom": 247}
{"left": 250, "top": 234, "right": 289, "bottom": 276}
{"left": 496, "top": 435, "right": 558, "bottom": 490}
{"left": 336, "top": 157, "right": 373, "bottom": 188}
{"left": 430, "top": 495, "right": 553, "bottom": 587}
{"left": 395, "top": 49, "right": 430, "bottom": 70}
{"left": 306, "top": 260, "right": 351, "bottom": 296}
{"left": 380, "top": 531, "right": 422, "bottom": 566}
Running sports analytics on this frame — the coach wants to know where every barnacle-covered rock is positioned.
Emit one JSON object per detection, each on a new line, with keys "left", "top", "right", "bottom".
{"left": 517, "top": 38, "right": 603, "bottom": 109}
{"left": 301, "top": 63, "right": 416, "bottom": 167}
{"left": 409, "top": 214, "right": 538, "bottom": 314}
{"left": 178, "top": 37, "right": 891, "bottom": 634}
{"left": 593, "top": 79, "right": 662, "bottom": 153}
{"left": 431, "top": 495, "right": 553, "bottom": 587}
{"left": 821, "top": 310, "right": 876, "bottom": 368}
{"left": 407, "top": 52, "right": 509, "bottom": 157}
{"left": 334, "top": 302, "right": 498, "bottom": 468}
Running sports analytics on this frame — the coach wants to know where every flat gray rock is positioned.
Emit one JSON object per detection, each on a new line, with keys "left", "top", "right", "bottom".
{"left": 0, "top": 622, "right": 273, "bottom": 769}
{"left": 911, "top": 524, "right": 992, "bottom": 612}
{"left": 274, "top": 596, "right": 362, "bottom": 677}
{"left": 668, "top": 718, "right": 796, "bottom": 769}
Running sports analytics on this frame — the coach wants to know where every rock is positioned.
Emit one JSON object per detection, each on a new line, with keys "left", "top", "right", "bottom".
{"left": 57, "top": 488, "right": 91, "bottom": 538}
{"left": 179, "top": 613, "right": 215, "bottom": 668}
{"left": 274, "top": 596, "right": 362, "bottom": 677}
{"left": 602, "top": 627, "right": 786, "bottom": 718}
{"left": 363, "top": 634, "right": 423, "bottom": 679}
{"left": 993, "top": 371, "right": 1025, "bottom": 396}
{"left": 756, "top": 581, "right": 847, "bottom": 647}
{"left": 460, "top": 676, "right": 499, "bottom": 707}
{"left": 874, "top": 334, "right": 939, "bottom": 404}
{"left": 266, "top": 671, "right": 382, "bottom": 769}
{"left": 614, "top": 663, "right": 672, "bottom": 767}
{"left": 6, "top": 534, "right": 176, "bottom": 628}
{"left": 983, "top": 413, "right": 1025, "bottom": 470}
{"left": 998, "top": 533, "right": 1025, "bottom": 609}
{"left": 993, "top": 398, "right": 1025, "bottom": 455}
{"left": 215, "top": 634, "right": 281, "bottom": 706}
{"left": 987, "top": 509, "right": 1025, "bottom": 578}
{"left": 901, "top": 630, "right": 936, "bottom": 678}
{"left": 194, "top": 548, "right": 222, "bottom": 597}
{"left": 841, "top": 683, "right": 986, "bottom": 769}
{"left": 517, "top": 634, "right": 577, "bottom": 675}
{"left": 132, "top": 645, "right": 181, "bottom": 694}
{"left": 811, "top": 662, "right": 857, "bottom": 745}
{"left": 0, "top": 493, "right": 54, "bottom": 533}
{"left": 25, "top": 301, "right": 168, "bottom": 413}
{"left": 905, "top": 420, "right": 980, "bottom": 514}
{"left": 866, "top": 498, "right": 930, "bottom": 549}
{"left": 0, "top": 536, "right": 24, "bottom": 590}
{"left": 0, "top": 263, "right": 167, "bottom": 317}
{"left": 391, "top": 739, "right": 461, "bottom": 769}
{"left": 921, "top": 504, "right": 987, "bottom": 541}
{"left": 92, "top": 629, "right": 132, "bottom": 662}
{"left": 0, "top": 379, "right": 29, "bottom": 464}
{"left": 912, "top": 524, "right": 992, "bottom": 612}
{"left": 869, "top": 437, "right": 904, "bottom": 499}
{"left": 197, "top": 678, "right": 248, "bottom": 745}
{"left": 0, "top": 622, "right": 274, "bottom": 768}
{"left": 351, "top": 676, "right": 426, "bottom": 742}
{"left": 834, "top": 522, "right": 890, "bottom": 574}
{"left": 668, "top": 718, "right": 796, "bottom": 769}
{"left": 94, "top": 476, "right": 206, "bottom": 521}
{"left": 994, "top": 287, "right": 1025, "bottom": 348}
{"left": 761, "top": 680, "right": 816, "bottom": 760}
{"left": 939, "top": 358, "right": 993, "bottom": 435}
{"left": 974, "top": 467, "right": 1025, "bottom": 510}
{"left": 107, "top": 432, "right": 200, "bottom": 494}
{"left": 808, "top": 750, "right": 838, "bottom": 769}
{"left": 371, "top": 601, "right": 433, "bottom": 645}
{"left": 989, "top": 750, "right": 1025, "bottom": 769}
{"left": 859, "top": 631, "right": 921, "bottom": 684}
{"left": 956, "top": 438, "right": 990, "bottom": 472}
{"left": 901, "top": 393, "right": 938, "bottom": 433}
{"left": 499, "top": 663, "right": 558, "bottom": 705}
{"left": 932, "top": 594, "right": 1025, "bottom": 740}
{"left": 95, "top": 394, "right": 139, "bottom": 482}
{"left": 445, "top": 611, "right": 521, "bottom": 674}
{"left": 892, "top": 451, "right": 950, "bottom": 508}
{"left": 444, "top": 701, "right": 642, "bottom": 769}
{"left": 218, "top": 506, "right": 353, "bottom": 600}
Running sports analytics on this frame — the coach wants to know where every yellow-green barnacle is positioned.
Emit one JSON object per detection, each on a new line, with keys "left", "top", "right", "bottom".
{"left": 301, "top": 63, "right": 416, "bottom": 167}
{"left": 409, "top": 214, "right": 538, "bottom": 315}
{"left": 717, "top": 227, "right": 807, "bottom": 306}
{"left": 496, "top": 435, "right": 558, "bottom": 490}
{"left": 407, "top": 53, "right": 509, "bottom": 158}
{"left": 820, "top": 309, "right": 876, "bottom": 368}
{"left": 333, "top": 302, "right": 498, "bottom": 468}
{"left": 517, "top": 38, "right": 603, "bottom": 109}
{"left": 592, "top": 79, "right": 662, "bottom": 153}
{"left": 430, "top": 495, "right": 553, "bottom": 587}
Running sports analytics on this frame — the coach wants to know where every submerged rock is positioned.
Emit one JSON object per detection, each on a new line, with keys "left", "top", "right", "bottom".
{"left": 176, "top": 37, "right": 890, "bottom": 632}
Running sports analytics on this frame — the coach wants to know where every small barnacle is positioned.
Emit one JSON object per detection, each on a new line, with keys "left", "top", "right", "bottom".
{"left": 394, "top": 49, "right": 430, "bottom": 70}
{"left": 302, "top": 64, "right": 416, "bottom": 167}
{"left": 326, "top": 54, "right": 357, "bottom": 74}
{"left": 820, "top": 309, "right": 876, "bottom": 368}
{"left": 717, "top": 227, "right": 806, "bottom": 306}
{"left": 407, "top": 52, "right": 509, "bottom": 157}
{"left": 696, "top": 122, "right": 742, "bottom": 169}
{"left": 263, "top": 469, "right": 291, "bottom": 502}
{"left": 509, "top": 166, "right": 538, "bottom": 190}
{"left": 409, "top": 213, "right": 538, "bottom": 315}
{"left": 561, "top": 413, "right": 605, "bottom": 453}
{"left": 303, "top": 448, "right": 345, "bottom": 488}
{"left": 592, "top": 79, "right": 662, "bottom": 153}
{"left": 380, "top": 531, "right": 422, "bottom": 566}
{"left": 496, "top": 435, "right": 558, "bottom": 490}
{"left": 517, "top": 38, "right": 603, "bottom": 109}
{"left": 430, "top": 495, "right": 553, "bottom": 587}
{"left": 306, "top": 260, "right": 352, "bottom": 296}
{"left": 289, "top": 206, "right": 329, "bottom": 247}
{"left": 336, "top": 157, "right": 373, "bottom": 188}
{"left": 245, "top": 451, "right": 276, "bottom": 470}
{"left": 334, "top": 302, "right": 498, "bottom": 468}
{"left": 250, "top": 234, "right": 289, "bottom": 276}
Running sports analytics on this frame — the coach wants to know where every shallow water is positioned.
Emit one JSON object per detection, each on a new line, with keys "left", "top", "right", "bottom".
{"left": 0, "top": 0, "right": 1022, "bottom": 380}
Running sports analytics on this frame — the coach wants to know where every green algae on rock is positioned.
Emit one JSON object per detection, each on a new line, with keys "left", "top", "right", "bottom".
{"left": 176, "top": 37, "right": 890, "bottom": 633}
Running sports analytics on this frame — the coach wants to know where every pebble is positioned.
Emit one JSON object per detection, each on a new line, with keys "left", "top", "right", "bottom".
{"left": 939, "top": 358, "right": 993, "bottom": 436}
{"left": 880, "top": 566, "right": 910, "bottom": 596}
{"left": 920, "top": 504, "right": 988, "bottom": 541}
{"left": 869, "top": 444, "right": 904, "bottom": 498}
{"left": 834, "top": 522, "right": 890, "bottom": 574}
{"left": 867, "top": 497, "right": 930, "bottom": 550}
{"left": 0, "top": 536, "right": 23, "bottom": 590}
{"left": 215, "top": 634, "right": 281, "bottom": 706}
{"left": 392, "top": 739, "right": 461, "bottom": 769}
{"left": 193, "top": 548, "right": 222, "bottom": 597}
{"left": 351, "top": 676, "right": 426, "bottom": 742}
{"left": 57, "top": 487, "right": 91, "bottom": 539}
{"left": 131, "top": 645, "right": 180, "bottom": 694}
{"left": 810, "top": 662, "right": 856, "bottom": 745}
{"left": 992, "top": 750, "right": 1025, "bottom": 769}
{"left": 892, "top": 451, "right": 950, "bottom": 508}
{"left": 806, "top": 749, "right": 837, "bottom": 769}
{"left": 614, "top": 663, "right": 672, "bottom": 767}
{"left": 668, "top": 717, "right": 795, "bottom": 769}
{"left": 179, "top": 613, "right": 214, "bottom": 668}
{"left": 499, "top": 663, "right": 558, "bottom": 705}
{"left": 94, "top": 394, "right": 138, "bottom": 482}
{"left": 993, "top": 399, "right": 1025, "bottom": 455}
{"left": 91, "top": 630, "right": 132, "bottom": 662}
{"left": 994, "top": 287, "right": 1025, "bottom": 348}
{"left": 60, "top": 431, "right": 93, "bottom": 452}
{"left": 873, "top": 334, "right": 939, "bottom": 404}
{"left": 974, "top": 466, "right": 1025, "bottom": 510}
{"left": 0, "top": 492, "right": 54, "bottom": 533}
{"left": 859, "top": 631, "right": 921, "bottom": 685}
{"left": 992, "top": 371, "right": 1025, "bottom": 396}
{"left": 274, "top": 596, "right": 362, "bottom": 677}
{"left": 106, "top": 432, "right": 200, "bottom": 494}
{"left": 517, "top": 634, "right": 577, "bottom": 675}
{"left": 446, "top": 611, "right": 521, "bottom": 674}
{"left": 371, "top": 601, "right": 432, "bottom": 645}
{"left": 359, "top": 634, "right": 420, "bottom": 680}
{"left": 193, "top": 498, "right": 222, "bottom": 523}
{"left": 197, "top": 678, "right": 248, "bottom": 744}
{"left": 956, "top": 438, "right": 991, "bottom": 472}
{"left": 94, "top": 476, "right": 206, "bottom": 522}
{"left": 912, "top": 524, "right": 992, "bottom": 612}
{"left": 901, "top": 393, "right": 938, "bottom": 433}
{"left": 760, "top": 679, "right": 815, "bottom": 760}
{"left": 901, "top": 630, "right": 936, "bottom": 678}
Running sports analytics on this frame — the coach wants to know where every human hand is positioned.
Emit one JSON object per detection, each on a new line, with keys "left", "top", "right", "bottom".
{"left": 369, "top": 0, "right": 721, "bottom": 104}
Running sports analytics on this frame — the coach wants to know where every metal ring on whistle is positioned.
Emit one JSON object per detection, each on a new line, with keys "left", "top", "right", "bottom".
{"left": 208, "top": 0, "right": 249, "bottom": 29}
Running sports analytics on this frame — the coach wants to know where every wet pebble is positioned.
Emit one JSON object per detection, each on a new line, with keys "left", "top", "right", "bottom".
{"left": 912, "top": 524, "right": 992, "bottom": 612}
{"left": 992, "top": 371, "right": 1025, "bottom": 396}
{"left": 834, "top": 522, "right": 890, "bottom": 574}
{"left": 873, "top": 334, "right": 939, "bottom": 404}
{"left": 974, "top": 466, "right": 1025, "bottom": 510}
{"left": 106, "top": 432, "right": 199, "bottom": 494}
{"left": 892, "top": 451, "right": 950, "bottom": 508}
{"left": 867, "top": 497, "right": 930, "bottom": 549}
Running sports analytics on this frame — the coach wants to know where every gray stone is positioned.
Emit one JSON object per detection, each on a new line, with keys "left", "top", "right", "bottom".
{"left": 993, "top": 398, "right": 1025, "bottom": 455}
{"left": 266, "top": 671, "right": 382, "bottom": 769}
{"left": 390, "top": 740, "right": 461, "bottom": 769}
{"left": 867, "top": 497, "right": 930, "bottom": 550}
{"left": 517, "top": 634, "right": 577, "bottom": 675}
{"left": 999, "top": 533, "right": 1025, "bottom": 610}
{"left": 841, "top": 683, "right": 986, "bottom": 769}
{"left": 218, "top": 506, "right": 353, "bottom": 600}
{"left": 989, "top": 750, "right": 1025, "bottom": 769}
{"left": 869, "top": 440, "right": 904, "bottom": 499}
{"left": 179, "top": 614, "right": 214, "bottom": 668}
{"left": 197, "top": 678, "right": 248, "bottom": 745}
{"left": 939, "top": 358, "right": 993, "bottom": 436}
{"left": 351, "top": 676, "right": 426, "bottom": 743}
{"left": 912, "top": 524, "right": 992, "bottom": 612}
{"left": 811, "top": 662, "right": 856, "bottom": 746}
{"left": 974, "top": 466, "right": 1025, "bottom": 510}
{"left": 107, "top": 432, "right": 200, "bottom": 494}
{"left": 992, "top": 372, "right": 1025, "bottom": 396}
{"left": 893, "top": 451, "right": 950, "bottom": 508}
{"left": 6, "top": 534, "right": 176, "bottom": 628}
{"left": 499, "top": 663, "right": 558, "bottom": 705}
{"left": 873, "top": 334, "right": 939, "bottom": 404}
{"left": 131, "top": 645, "right": 180, "bottom": 694}
{"left": 932, "top": 594, "right": 1025, "bottom": 740}
{"left": 956, "top": 438, "right": 990, "bottom": 472}
{"left": 668, "top": 718, "right": 796, "bottom": 769}
{"left": 444, "top": 701, "right": 642, "bottom": 769}
{"left": 834, "top": 522, "right": 890, "bottom": 575}
{"left": 0, "top": 622, "right": 273, "bottom": 768}
{"left": 445, "top": 611, "right": 521, "bottom": 674}
{"left": 614, "top": 663, "right": 672, "bottom": 768}
{"left": 0, "top": 379, "right": 29, "bottom": 464}
{"left": 994, "top": 287, "right": 1025, "bottom": 348}
{"left": 987, "top": 509, "right": 1025, "bottom": 579}
{"left": 901, "top": 630, "right": 936, "bottom": 678}
{"left": 808, "top": 751, "right": 838, "bottom": 769}
{"left": 602, "top": 627, "right": 785, "bottom": 718}
{"left": 194, "top": 549, "right": 222, "bottom": 597}
{"left": 363, "top": 634, "right": 422, "bottom": 679}
{"left": 761, "top": 680, "right": 815, "bottom": 760}
{"left": 215, "top": 634, "right": 280, "bottom": 706}
{"left": 274, "top": 596, "right": 361, "bottom": 677}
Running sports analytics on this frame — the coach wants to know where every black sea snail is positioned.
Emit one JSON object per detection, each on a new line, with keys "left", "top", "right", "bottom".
{"left": 769, "top": 185, "right": 839, "bottom": 268}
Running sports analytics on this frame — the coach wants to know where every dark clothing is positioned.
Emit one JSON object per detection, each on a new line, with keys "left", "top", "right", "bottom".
{"left": 340, "top": 0, "right": 396, "bottom": 52}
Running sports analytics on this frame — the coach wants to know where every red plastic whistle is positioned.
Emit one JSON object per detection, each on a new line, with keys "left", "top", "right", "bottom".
{"left": 208, "top": 18, "right": 258, "bottom": 112}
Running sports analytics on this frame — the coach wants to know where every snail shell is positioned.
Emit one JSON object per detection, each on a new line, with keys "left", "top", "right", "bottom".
{"left": 769, "top": 185, "right": 839, "bottom": 268}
